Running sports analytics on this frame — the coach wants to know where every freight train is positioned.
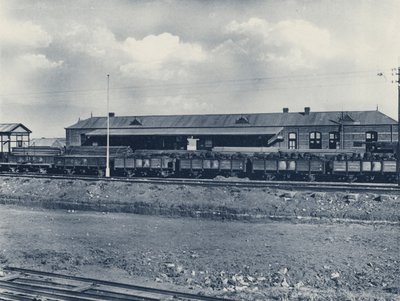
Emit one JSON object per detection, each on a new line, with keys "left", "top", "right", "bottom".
{"left": 0, "top": 144, "right": 398, "bottom": 183}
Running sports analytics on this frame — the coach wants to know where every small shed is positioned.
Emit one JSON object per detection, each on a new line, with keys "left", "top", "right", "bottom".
{"left": 0, "top": 123, "right": 31, "bottom": 153}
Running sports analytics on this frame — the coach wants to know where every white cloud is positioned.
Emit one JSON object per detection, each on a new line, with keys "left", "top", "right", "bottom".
{"left": 0, "top": 19, "right": 52, "bottom": 49}
{"left": 62, "top": 23, "right": 207, "bottom": 80}
{"left": 120, "top": 33, "right": 206, "bottom": 80}
{"left": 122, "top": 33, "right": 205, "bottom": 64}
{"left": 225, "top": 18, "right": 340, "bottom": 69}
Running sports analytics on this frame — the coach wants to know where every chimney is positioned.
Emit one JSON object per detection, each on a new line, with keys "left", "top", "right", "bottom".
{"left": 304, "top": 107, "right": 310, "bottom": 115}
{"left": 283, "top": 108, "right": 289, "bottom": 113}
{"left": 109, "top": 112, "right": 115, "bottom": 117}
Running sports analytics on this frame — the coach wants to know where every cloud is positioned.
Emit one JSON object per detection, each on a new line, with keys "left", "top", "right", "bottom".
{"left": 0, "top": 9, "right": 61, "bottom": 98}
{"left": 19, "top": 54, "right": 63, "bottom": 70}
{"left": 122, "top": 33, "right": 205, "bottom": 64}
{"left": 62, "top": 23, "right": 207, "bottom": 80}
{"left": 225, "top": 18, "right": 340, "bottom": 69}
{"left": 120, "top": 33, "right": 206, "bottom": 80}
{"left": 65, "top": 23, "right": 117, "bottom": 58}
{"left": 0, "top": 18, "right": 52, "bottom": 49}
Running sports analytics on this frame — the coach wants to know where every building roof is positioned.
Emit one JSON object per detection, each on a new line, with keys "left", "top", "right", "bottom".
{"left": 67, "top": 110, "right": 397, "bottom": 130}
{"left": 86, "top": 127, "right": 284, "bottom": 136}
{"left": 30, "top": 138, "right": 66, "bottom": 148}
{"left": 0, "top": 123, "right": 31, "bottom": 134}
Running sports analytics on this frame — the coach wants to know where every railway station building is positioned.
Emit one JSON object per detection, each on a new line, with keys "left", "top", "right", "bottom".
{"left": 0, "top": 123, "right": 31, "bottom": 153}
{"left": 66, "top": 108, "right": 398, "bottom": 151}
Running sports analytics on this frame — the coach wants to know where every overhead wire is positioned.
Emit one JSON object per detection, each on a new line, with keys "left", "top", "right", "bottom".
{"left": 3, "top": 75, "right": 390, "bottom": 105}
{"left": 0, "top": 68, "right": 393, "bottom": 99}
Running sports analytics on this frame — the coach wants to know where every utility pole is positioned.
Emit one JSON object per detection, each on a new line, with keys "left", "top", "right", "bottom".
{"left": 106, "top": 74, "right": 110, "bottom": 178}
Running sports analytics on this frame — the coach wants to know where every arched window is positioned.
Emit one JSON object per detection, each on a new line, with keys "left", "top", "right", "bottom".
{"left": 365, "top": 131, "right": 378, "bottom": 143}
{"left": 288, "top": 132, "right": 297, "bottom": 149}
{"left": 329, "top": 131, "right": 340, "bottom": 149}
{"left": 309, "top": 131, "right": 322, "bottom": 149}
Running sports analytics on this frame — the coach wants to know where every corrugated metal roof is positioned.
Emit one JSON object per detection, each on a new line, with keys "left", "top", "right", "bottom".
{"left": 67, "top": 110, "right": 396, "bottom": 130}
{"left": 86, "top": 127, "right": 284, "bottom": 136}
{"left": 0, "top": 123, "right": 31, "bottom": 134}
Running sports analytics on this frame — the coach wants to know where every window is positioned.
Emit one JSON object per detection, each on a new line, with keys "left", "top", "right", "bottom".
{"left": 309, "top": 131, "right": 322, "bottom": 149}
{"left": 16, "top": 135, "right": 23, "bottom": 147}
{"left": 288, "top": 132, "right": 297, "bottom": 149}
{"left": 80, "top": 134, "right": 86, "bottom": 145}
{"left": 235, "top": 116, "right": 249, "bottom": 124}
{"left": 130, "top": 118, "right": 142, "bottom": 126}
{"left": 366, "top": 131, "right": 378, "bottom": 143}
{"left": 329, "top": 131, "right": 340, "bottom": 149}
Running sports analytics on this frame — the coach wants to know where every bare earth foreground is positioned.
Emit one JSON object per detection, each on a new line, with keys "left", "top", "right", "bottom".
{"left": 0, "top": 177, "right": 399, "bottom": 300}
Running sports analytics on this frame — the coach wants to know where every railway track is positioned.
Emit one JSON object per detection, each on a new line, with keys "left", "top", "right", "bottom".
{"left": 0, "top": 172, "right": 399, "bottom": 194}
{"left": 0, "top": 267, "right": 233, "bottom": 301}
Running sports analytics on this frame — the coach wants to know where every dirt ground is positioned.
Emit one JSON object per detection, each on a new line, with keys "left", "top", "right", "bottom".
{"left": 0, "top": 176, "right": 399, "bottom": 300}
{"left": 0, "top": 205, "right": 399, "bottom": 301}
{"left": 0, "top": 177, "right": 399, "bottom": 223}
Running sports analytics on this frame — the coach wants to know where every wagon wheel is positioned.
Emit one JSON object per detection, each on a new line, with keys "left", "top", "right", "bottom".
{"left": 308, "top": 174, "right": 316, "bottom": 182}
{"left": 65, "top": 168, "right": 75, "bottom": 175}
{"left": 97, "top": 169, "right": 105, "bottom": 177}
{"left": 39, "top": 167, "right": 48, "bottom": 174}
{"left": 265, "top": 174, "right": 275, "bottom": 181}
{"left": 126, "top": 170, "right": 135, "bottom": 178}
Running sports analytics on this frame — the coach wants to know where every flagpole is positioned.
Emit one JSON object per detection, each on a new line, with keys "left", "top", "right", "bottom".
{"left": 106, "top": 74, "right": 110, "bottom": 178}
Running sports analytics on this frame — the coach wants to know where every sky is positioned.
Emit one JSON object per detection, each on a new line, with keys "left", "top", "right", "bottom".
{"left": 1, "top": 0, "right": 400, "bottom": 137}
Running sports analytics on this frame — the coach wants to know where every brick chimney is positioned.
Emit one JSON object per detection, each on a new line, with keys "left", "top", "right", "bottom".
{"left": 283, "top": 108, "right": 289, "bottom": 113}
{"left": 304, "top": 107, "right": 310, "bottom": 115}
{"left": 109, "top": 112, "right": 115, "bottom": 117}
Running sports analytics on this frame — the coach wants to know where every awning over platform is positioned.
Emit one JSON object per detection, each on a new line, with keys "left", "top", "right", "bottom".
{"left": 86, "top": 127, "right": 284, "bottom": 137}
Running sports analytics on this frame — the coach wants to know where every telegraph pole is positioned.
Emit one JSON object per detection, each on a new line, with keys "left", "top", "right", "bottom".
{"left": 106, "top": 74, "right": 110, "bottom": 178}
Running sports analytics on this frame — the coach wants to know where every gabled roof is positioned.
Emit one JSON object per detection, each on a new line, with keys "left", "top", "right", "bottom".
{"left": 0, "top": 123, "right": 31, "bottom": 134}
{"left": 30, "top": 138, "right": 66, "bottom": 147}
{"left": 66, "top": 110, "right": 397, "bottom": 130}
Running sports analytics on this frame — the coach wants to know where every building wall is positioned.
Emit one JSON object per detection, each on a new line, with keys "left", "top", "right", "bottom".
{"left": 280, "top": 125, "right": 339, "bottom": 149}
{"left": 66, "top": 129, "right": 92, "bottom": 147}
{"left": 66, "top": 124, "right": 399, "bottom": 150}
{"left": 278, "top": 124, "right": 398, "bottom": 150}
{"left": 1, "top": 133, "right": 30, "bottom": 153}
{"left": 342, "top": 124, "right": 395, "bottom": 149}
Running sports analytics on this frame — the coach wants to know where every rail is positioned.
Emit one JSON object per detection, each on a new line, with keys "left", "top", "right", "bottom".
{"left": 0, "top": 267, "right": 233, "bottom": 301}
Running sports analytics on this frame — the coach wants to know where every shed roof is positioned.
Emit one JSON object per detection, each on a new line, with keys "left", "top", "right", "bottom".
{"left": 86, "top": 127, "right": 284, "bottom": 136}
{"left": 0, "top": 123, "right": 31, "bottom": 134}
{"left": 30, "top": 138, "right": 66, "bottom": 148}
{"left": 67, "top": 110, "right": 396, "bottom": 130}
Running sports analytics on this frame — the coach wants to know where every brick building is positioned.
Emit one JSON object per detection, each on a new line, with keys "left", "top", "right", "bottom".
{"left": 65, "top": 108, "right": 398, "bottom": 151}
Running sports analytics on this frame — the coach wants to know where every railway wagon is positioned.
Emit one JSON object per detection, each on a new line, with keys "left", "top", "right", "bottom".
{"left": 331, "top": 158, "right": 397, "bottom": 182}
{"left": 114, "top": 154, "right": 176, "bottom": 177}
{"left": 54, "top": 155, "right": 108, "bottom": 176}
{"left": 54, "top": 146, "right": 132, "bottom": 176}
{"left": 249, "top": 156, "right": 325, "bottom": 180}
{"left": 178, "top": 155, "right": 247, "bottom": 178}
{"left": 0, "top": 147, "right": 62, "bottom": 173}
